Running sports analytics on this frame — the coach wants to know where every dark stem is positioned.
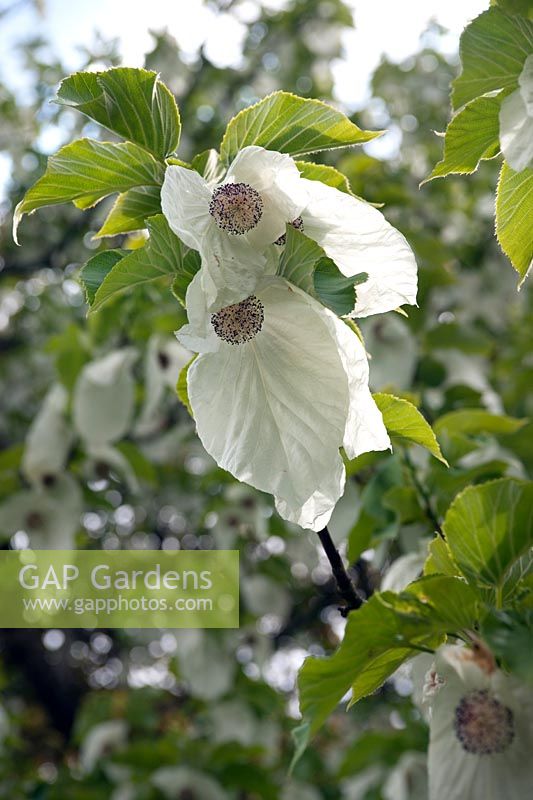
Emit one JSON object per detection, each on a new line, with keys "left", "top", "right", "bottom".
{"left": 402, "top": 449, "right": 444, "bottom": 538}
{"left": 316, "top": 526, "right": 363, "bottom": 615}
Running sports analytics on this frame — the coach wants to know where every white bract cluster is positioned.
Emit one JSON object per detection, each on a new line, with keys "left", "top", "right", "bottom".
{"left": 499, "top": 54, "right": 533, "bottom": 173}
{"left": 420, "top": 644, "right": 533, "bottom": 800}
{"left": 162, "top": 145, "right": 418, "bottom": 530}
{"left": 0, "top": 339, "right": 191, "bottom": 548}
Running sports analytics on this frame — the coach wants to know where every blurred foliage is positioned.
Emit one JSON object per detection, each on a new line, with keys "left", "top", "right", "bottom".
{"left": 0, "top": 1, "right": 532, "bottom": 798}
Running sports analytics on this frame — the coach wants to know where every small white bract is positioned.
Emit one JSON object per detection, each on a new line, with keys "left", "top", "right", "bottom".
{"left": 499, "top": 54, "right": 533, "bottom": 173}
{"left": 161, "top": 145, "right": 418, "bottom": 316}
{"left": 422, "top": 644, "right": 533, "bottom": 800}
{"left": 176, "top": 274, "right": 390, "bottom": 531}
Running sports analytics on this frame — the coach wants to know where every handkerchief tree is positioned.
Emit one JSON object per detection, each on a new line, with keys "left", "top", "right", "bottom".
{"left": 8, "top": 2, "right": 533, "bottom": 796}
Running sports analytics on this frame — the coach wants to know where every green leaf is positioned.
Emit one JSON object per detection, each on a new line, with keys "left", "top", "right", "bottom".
{"left": 383, "top": 485, "right": 423, "bottom": 524}
{"left": 442, "top": 478, "right": 533, "bottom": 594}
{"left": 176, "top": 356, "right": 197, "bottom": 417}
{"left": 295, "top": 160, "right": 353, "bottom": 194}
{"left": 95, "top": 186, "right": 162, "bottom": 238}
{"left": 313, "top": 258, "right": 367, "bottom": 316}
{"left": 452, "top": 8, "right": 533, "bottom": 109}
{"left": 80, "top": 250, "right": 124, "bottom": 304}
{"left": 424, "top": 536, "right": 459, "bottom": 577}
{"left": 434, "top": 408, "right": 526, "bottom": 439}
{"left": 171, "top": 250, "right": 201, "bottom": 308}
{"left": 373, "top": 393, "right": 448, "bottom": 465}
{"left": 220, "top": 91, "right": 381, "bottom": 164}
{"left": 278, "top": 226, "right": 366, "bottom": 313}
{"left": 88, "top": 215, "right": 185, "bottom": 313}
{"left": 56, "top": 68, "right": 180, "bottom": 158}
{"left": 298, "top": 576, "right": 478, "bottom": 734}
{"left": 115, "top": 441, "right": 157, "bottom": 485}
{"left": 496, "top": 162, "right": 533, "bottom": 284}
{"left": 289, "top": 722, "right": 311, "bottom": 775}
{"left": 278, "top": 226, "right": 322, "bottom": 295}
{"left": 424, "top": 95, "right": 501, "bottom": 182}
{"left": 46, "top": 324, "right": 90, "bottom": 392}
{"left": 14, "top": 139, "right": 164, "bottom": 242}
{"left": 481, "top": 609, "right": 533, "bottom": 684}
{"left": 434, "top": 408, "right": 527, "bottom": 463}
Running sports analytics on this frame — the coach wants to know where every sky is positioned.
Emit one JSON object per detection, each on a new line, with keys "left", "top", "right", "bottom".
{"left": 0, "top": 0, "right": 488, "bottom": 187}
{"left": 1, "top": 0, "right": 488, "bottom": 106}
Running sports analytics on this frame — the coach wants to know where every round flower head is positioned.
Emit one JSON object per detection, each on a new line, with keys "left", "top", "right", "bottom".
{"left": 177, "top": 273, "right": 390, "bottom": 530}
{"left": 499, "top": 54, "right": 533, "bottom": 173}
{"left": 161, "top": 146, "right": 308, "bottom": 310}
{"left": 423, "top": 644, "right": 533, "bottom": 800}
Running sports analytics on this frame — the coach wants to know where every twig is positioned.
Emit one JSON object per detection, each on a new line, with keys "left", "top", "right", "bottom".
{"left": 316, "top": 526, "right": 363, "bottom": 616}
{"left": 402, "top": 449, "right": 444, "bottom": 538}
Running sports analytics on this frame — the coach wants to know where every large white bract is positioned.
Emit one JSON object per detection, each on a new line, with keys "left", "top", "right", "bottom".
{"left": 422, "top": 644, "right": 533, "bottom": 800}
{"left": 177, "top": 274, "right": 390, "bottom": 531}
{"left": 499, "top": 54, "right": 533, "bottom": 173}
{"left": 162, "top": 145, "right": 417, "bottom": 317}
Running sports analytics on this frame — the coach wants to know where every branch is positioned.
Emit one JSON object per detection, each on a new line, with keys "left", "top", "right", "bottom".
{"left": 316, "top": 526, "right": 363, "bottom": 616}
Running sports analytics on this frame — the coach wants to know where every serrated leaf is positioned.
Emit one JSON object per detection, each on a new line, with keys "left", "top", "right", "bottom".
{"left": 373, "top": 393, "right": 447, "bottom": 464}
{"left": 80, "top": 249, "right": 124, "bottom": 304}
{"left": 56, "top": 68, "right": 180, "bottom": 158}
{"left": 96, "top": 186, "right": 162, "bottom": 238}
{"left": 89, "top": 215, "right": 185, "bottom": 313}
{"left": 442, "top": 478, "right": 533, "bottom": 594}
{"left": 14, "top": 139, "right": 164, "bottom": 242}
{"left": 452, "top": 8, "right": 533, "bottom": 110}
{"left": 220, "top": 91, "right": 381, "bottom": 164}
{"left": 424, "top": 536, "right": 459, "bottom": 577}
{"left": 496, "top": 161, "right": 533, "bottom": 284}
{"left": 295, "top": 160, "right": 353, "bottom": 194}
{"left": 313, "top": 258, "right": 367, "bottom": 316}
{"left": 298, "top": 576, "right": 478, "bottom": 734}
{"left": 171, "top": 250, "right": 201, "bottom": 308}
{"left": 424, "top": 95, "right": 501, "bottom": 182}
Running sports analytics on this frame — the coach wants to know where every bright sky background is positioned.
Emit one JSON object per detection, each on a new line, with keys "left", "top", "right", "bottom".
{"left": 1, "top": 0, "right": 488, "bottom": 105}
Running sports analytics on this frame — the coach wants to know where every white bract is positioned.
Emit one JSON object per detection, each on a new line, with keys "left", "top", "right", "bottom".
{"left": 499, "top": 54, "right": 533, "bottom": 173}
{"left": 73, "top": 349, "right": 139, "bottom": 490}
{"left": 422, "top": 644, "right": 533, "bottom": 800}
{"left": 162, "top": 146, "right": 417, "bottom": 316}
{"left": 151, "top": 766, "right": 227, "bottom": 800}
{"left": 296, "top": 177, "right": 417, "bottom": 317}
{"left": 21, "top": 383, "right": 72, "bottom": 487}
{"left": 73, "top": 349, "right": 138, "bottom": 446}
{"left": 79, "top": 720, "right": 128, "bottom": 774}
{"left": 135, "top": 334, "right": 192, "bottom": 436}
{"left": 0, "top": 475, "right": 82, "bottom": 549}
{"left": 177, "top": 274, "right": 390, "bottom": 531}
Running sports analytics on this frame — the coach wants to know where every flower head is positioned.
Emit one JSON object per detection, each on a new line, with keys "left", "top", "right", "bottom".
{"left": 499, "top": 54, "right": 533, "bottom": 173}
{"left": 177, "top": 274, "right": 390, "bottom": 530}
{"left": 162, "top": 146, "right": 417, "bottom": 317}
{"left": 422, "top": 644, "right": 533, "bottom": 800}
{"left": 161, "top": 146, "right": 307, "bottom": 310}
